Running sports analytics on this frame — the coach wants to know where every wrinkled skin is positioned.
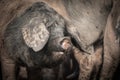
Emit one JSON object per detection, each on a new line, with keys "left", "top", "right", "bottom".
{"left": 100, "top": 0, "right": 120, "bottom": 80}
{"left": 63, "top": 0, "right": 112, "bottom": 54}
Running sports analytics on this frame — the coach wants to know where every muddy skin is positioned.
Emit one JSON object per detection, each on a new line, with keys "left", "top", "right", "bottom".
{"left": 72, "top": 43, "right": 103, "bottom": 80}
{"left": 2, "top": 2, "right": 72, "bottom": 80}
{"left": 62, "top": 0, "right": 113, "bottom": 54}
{"left": 0, "top": 0, "right": 114, "bottom": 59}
{"left": 0, "top": 0, "right": 119, "bottom": 80}
{"left": 100, "top": 0, "right": 120, "bottom": 80}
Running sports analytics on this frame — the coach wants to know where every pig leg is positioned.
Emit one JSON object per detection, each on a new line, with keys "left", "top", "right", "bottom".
{"left": 1, "top": 49, "right": 18, "bottom": 80}
{"left": 72, "top": 45, "right": 103, "bottom": 80}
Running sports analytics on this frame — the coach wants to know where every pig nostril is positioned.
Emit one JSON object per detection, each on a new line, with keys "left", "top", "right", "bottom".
{"left": 62, "top": 42, "right": 71, "bottom": 50}
{"left": 60, "top": 38, "right": 73, "bottom": 51}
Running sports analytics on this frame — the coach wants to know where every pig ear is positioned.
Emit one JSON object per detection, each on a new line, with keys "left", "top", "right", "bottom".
{"left": 22, "top": 18, "right": 49, "bottom": 52}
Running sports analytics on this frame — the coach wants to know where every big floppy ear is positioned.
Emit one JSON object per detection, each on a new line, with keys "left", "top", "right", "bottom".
{"left": 22, "top": 17, "right": 49, "bottom": 52}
